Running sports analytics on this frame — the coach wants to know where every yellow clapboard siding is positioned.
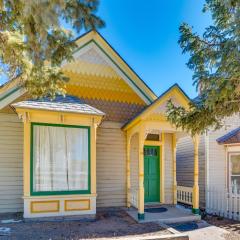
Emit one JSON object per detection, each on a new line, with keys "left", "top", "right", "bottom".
{"left": 65, "top": 71, "right": 128, "bottom": 90}
{"left": 66, "top": 84, "right": 144, "bottom": 104}
{"left": 64, "top": 71, "right": 145, "bottom": 105}
{"left": 63, "top": 60, "right": 119, "bottom": 79}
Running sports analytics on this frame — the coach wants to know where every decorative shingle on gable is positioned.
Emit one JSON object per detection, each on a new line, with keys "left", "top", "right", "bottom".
{"left": 74, "top": 48, "right": 109, "bottom": 66}
{"left": 0, "top": 31, "right": 156, "bottom": 123}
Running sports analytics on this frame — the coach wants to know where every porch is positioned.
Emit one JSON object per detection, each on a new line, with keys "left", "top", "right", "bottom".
{"left": 122, "top": 85, "right": 201, "bottom": 220}
{"left": 124, "top": 125, "right": 200, "bottom": 221}
{"left": 127, "top": 205, "right": 201, "bottom": 224}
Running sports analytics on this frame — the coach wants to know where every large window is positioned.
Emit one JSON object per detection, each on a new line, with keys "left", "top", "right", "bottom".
{"left": 229, "top": 153, "right": 240, "bottom": 193}
{"left": 31, "top": 123, "right": 90, "bottom": 195}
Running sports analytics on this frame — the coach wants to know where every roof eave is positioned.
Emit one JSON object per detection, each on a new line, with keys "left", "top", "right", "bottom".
{"left": 11, "top": 105, "right": 105, "bottom": 117}
{"left": 122, "top": 83, "right": 192, "bottom": 131}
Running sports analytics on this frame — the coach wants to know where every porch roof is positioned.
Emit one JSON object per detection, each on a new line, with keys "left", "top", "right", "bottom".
{"left": 122, "top": 84, "right": 191, "bottom": 131}
{"left": 11, "top": 95, "right": 105, "bottom": 116}
{"left": 217, "top": 127, "right": 240, "bottom": 145}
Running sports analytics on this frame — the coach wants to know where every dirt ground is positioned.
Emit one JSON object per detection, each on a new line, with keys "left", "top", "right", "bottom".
{"left": 204, "top": 215, "right": 240, "bottom": 240}
{"left": 0, "top": 209, "right": 170, "bottom": 240}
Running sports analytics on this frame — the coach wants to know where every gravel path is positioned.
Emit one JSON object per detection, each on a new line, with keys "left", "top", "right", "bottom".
{"left": 0, "top": 209, "right": 170, "bottom": 240}
{"left": 204, "top": 215, "right": 240, "bottom": 240}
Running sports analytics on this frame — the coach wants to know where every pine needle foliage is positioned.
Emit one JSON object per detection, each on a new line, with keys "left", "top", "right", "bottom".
{"left": 0, "top": 0, "right": 104, "bottom": 98}
{"left": 167, "top": 0, "right": 240, "bottom": 136}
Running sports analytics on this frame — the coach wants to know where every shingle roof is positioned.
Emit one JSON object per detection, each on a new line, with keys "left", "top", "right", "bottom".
{"left": 12, "top": 95, "right": 105, "bottom": 116}
{"left": 217, "top": 127, "right": 240, "bottom": 145}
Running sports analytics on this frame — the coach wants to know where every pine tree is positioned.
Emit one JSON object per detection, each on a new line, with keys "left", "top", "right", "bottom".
{"left": 0, "top": 0, "right": 104, "bottom": 98}
{"left": 167, "top": 0, "right": 240, "bottom": 136}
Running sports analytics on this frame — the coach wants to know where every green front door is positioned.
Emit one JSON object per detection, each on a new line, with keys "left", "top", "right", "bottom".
{"left": 144, "top": 146, "right": 160, "bottom": 203}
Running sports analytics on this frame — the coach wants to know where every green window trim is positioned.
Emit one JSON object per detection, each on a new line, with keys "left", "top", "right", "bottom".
{"left": 0, "top": 86, "right": 21, "bottom": 102}
{"left": 30, "top": 122, "right": 91, "bottom": 196}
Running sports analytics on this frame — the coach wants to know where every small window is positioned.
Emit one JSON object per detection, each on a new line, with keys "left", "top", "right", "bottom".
{"left": 146, "top": 134, "right": 160, "bottom": 141}
{"left": 229, "top": 153, "right": 240, "bottom": 193}
{"left": 144, "top": 147, "right": 158, "bottom": 157}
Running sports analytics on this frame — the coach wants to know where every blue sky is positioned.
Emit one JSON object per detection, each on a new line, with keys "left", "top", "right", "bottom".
{"left": 0, "top": 0, "right": 212, "bottom": 99}
{"left": 96, "top": 0, "right": 212, "bottom": 98}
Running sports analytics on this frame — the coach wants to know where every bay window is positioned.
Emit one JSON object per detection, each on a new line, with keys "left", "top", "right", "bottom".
{"left": 31, "top": 123, "right": 90, "bottom": 195}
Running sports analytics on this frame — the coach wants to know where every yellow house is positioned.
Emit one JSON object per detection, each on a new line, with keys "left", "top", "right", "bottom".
{"left": 0, "top": 31, "right": 200, "bottom": 219}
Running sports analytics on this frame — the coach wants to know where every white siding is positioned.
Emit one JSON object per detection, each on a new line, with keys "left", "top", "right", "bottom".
{"left": 204, "top": 114, "right": 240, "bottom": 211}
{"left": 208, "top": 114, "right": 240, "bottom": 190}
{"left": 0, "top": 113, "right": 23, "bottom": 213}
{"left": 176, "top": 135, "right": 206, "bottom": 207}
{"left": 96, "top": 121, "right": 126, "bottom": 207}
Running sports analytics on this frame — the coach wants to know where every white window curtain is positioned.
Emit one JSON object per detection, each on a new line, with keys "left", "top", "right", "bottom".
{"left": 33, "top": 125, "right": 89, "bottom": 192}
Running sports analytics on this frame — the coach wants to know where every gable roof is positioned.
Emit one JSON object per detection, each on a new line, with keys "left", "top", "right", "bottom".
{"left": 0, "top": 30, "right": 157, "bottom": 109}
{"left": 12, "top": 95, "right": 105, "bottom": 116}
{"left": 122, "top": 83, "right": 191, "bottom": 130}
{"left": 217, "top": 127, "right": 240, "bottom": 145}
{"left": 70, "top": 31, "right": 157, "bottom": 103}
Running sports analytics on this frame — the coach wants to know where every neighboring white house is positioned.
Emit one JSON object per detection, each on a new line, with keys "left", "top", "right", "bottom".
{"left": 177, "top": 114, "right": 240, "bottom": 219}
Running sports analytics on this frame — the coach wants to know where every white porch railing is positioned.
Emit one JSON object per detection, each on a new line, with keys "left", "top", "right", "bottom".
{"left": 130, "top": 187, "right": 138, "bottom": 208}
{"left": 206, "top": 187, "right": 240, "bottom": 221}
{"left": 177, "top": 185, "right": 193, "bottom": 205}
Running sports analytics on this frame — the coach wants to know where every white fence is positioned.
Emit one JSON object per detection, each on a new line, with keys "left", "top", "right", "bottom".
{"left": 177, "top": 185, "right": 193, "bottom": 205}
{"left": 206, "top": 187, "right": 240, "bottom": 221}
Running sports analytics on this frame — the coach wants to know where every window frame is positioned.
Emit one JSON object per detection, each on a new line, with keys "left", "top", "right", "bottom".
{"left": 30, "top": 122, "right": 91, "bottom": 196}
{"left": 228, "top": 151, "right": 240, "bottom": 192}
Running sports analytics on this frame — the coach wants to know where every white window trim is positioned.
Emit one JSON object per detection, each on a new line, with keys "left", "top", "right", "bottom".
{"left": 228, "top": 150, "right": 240, "bottom": 193}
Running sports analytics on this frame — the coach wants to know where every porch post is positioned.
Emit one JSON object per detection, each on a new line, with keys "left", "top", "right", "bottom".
{"left": 192, "top": 135, "right": 200, "bottom": 214}
{"left": 160, "top": 133, "right": 165, "bottom": 203}
{"left": 126, "top": 133, "right": 131, "bottom": 208}
{"left": 172, "top": 133, "right": 177, "bottom": 205}
{"left": 138, "top": 125, "right": 145, "bottom": 220}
